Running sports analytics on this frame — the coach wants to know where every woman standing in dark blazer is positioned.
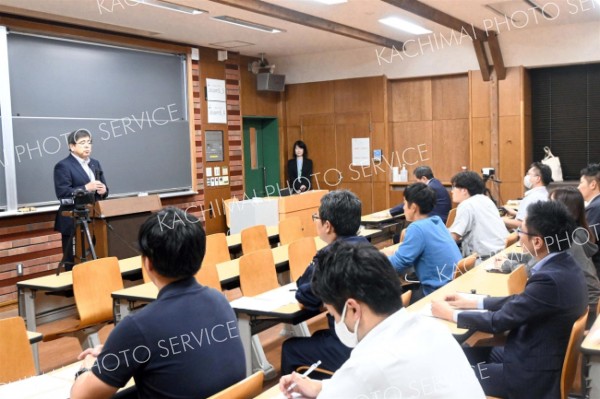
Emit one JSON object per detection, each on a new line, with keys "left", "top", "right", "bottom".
{"left": 287, "top": 140, "right": 313, "bottom": 193}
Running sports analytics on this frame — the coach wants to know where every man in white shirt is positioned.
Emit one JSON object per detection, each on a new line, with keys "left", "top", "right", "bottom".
{"left": 449, "top": 171, "right": 508, "bottom": 258}
{"left": 502, "top": 162, "right": 551, "bottom": 229}
{"left": 279, "top": 241, "right": 485, "bottom": 399}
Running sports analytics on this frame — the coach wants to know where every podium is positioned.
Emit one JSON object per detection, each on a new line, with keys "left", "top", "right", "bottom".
{"left": 228, "top": 197, "right": 279, "bottom": 234}
{"left": 278, "top": 190, "right": 327, "bottom": 237}
{"left": 76, "top": 195, "right": 162, "bottom": 261}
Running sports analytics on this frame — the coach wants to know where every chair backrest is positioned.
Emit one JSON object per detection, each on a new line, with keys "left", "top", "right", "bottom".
{"left": 241, "top": 225, "right": 270, "bottom": 255}
{"left": 401, "top": 290, "right": 412, "bottom": 307}
{"left": 446, "top": 208, "right": 457, "bottom": 228}
{"left": 223, "top": 198, "right": 238, "bottom": 229}
{"left": 207, "top": 371, "right": 264, "bottom": 399}
{"left": 196, "top": 262, "right": 222, "bottom": 292}
{"left": 142, "top": 260, "right": 150, "bottom": 283}
{"left": 507, "top": 264, "right": 528, "bottom": 295}
{"left": 279, "top": 217, "right": 304, "bottom": 246}
{"left": 0, "top": 317, "right": 36, "bottom": 383}
{"left": 239, "top": 249, "right": 279, "bottom": 296}
{"left": 453, "top": 253, "right": 478, "bottom": 280}
{"left": 561, "top": 310, "right": 589, "bottom": 399}
{"left": 288, "top": 237, "right": 317, "bottom": 281}
{"left": 505, "top": 231, "right": 519, "bottom": 248}
{"left": 73, "top": 257, "right": 124, "bottom": 326}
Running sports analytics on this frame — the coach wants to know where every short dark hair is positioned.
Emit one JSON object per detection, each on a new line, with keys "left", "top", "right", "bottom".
{"left": 404, "top": 182, "right": 436, "bottom": 215}
{"left": 450, "top": 171, "right": 484, "bottom": 196}
{"left": 293, "top": 140, "right": 308, "bottom": 159}
{"left": 524, "top": 201, "right": 577, "bottom": 253}
{"left": 67, "top": 129, "right": 92, "bottom": 146}
{"left": 581, "top": 163, "right": 600, "bottom": 186}
{"left": 138, "top": 207, "right": 206, "bottom": 279}
{"left": 530, "top": 162, "right": 553, "bottom": 186}
{"left": 311, "top": 241, "right": 403, "bottom": 316}
{"left": 319, "top": 190, "right": 362, "bottom": 236}
{"left": 413, "top": 166, "right": 434, "bottom": 180}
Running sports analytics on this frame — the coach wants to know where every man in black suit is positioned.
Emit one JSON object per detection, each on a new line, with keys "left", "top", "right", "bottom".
{"left": 54, "top": 129, "right": 108, "bottom": 270}
{"left": 389, "top": 166, "right": 451, "bottom": 223}
{"left": 432, "top": 201, "right": 588, "bottom": 399}
{"left": 579, "top": 163, "right": 600, "bottom": 275}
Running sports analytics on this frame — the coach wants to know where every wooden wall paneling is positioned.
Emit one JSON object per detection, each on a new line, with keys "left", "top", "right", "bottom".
{"left": 499, "top": 67, "right": 521, "bottom": 117}
{"left": 499, "top": 116, "right": 523, "bottom": 184}
{"left": 392, "top": 121, "right": 433, "bottom": 178}
{"left": 337, "top": 181, "right": 374, "bottom": 215}
{"left": 372, "top": 182, "right": 388, "bottom": 212}
{"left": 470, "top": 70, "right": 491, "bottom": 118}
{"left": 471, "top": 117, "right": 492, "bottom": 174}
{"left": 334, "top": 77, "right": 385, "bottom": 121}
{"left": 335, "top": 113, "right": 372, "bottom": 185}
{"left": 432, "top": 75, "right": 469, "bottom": 120}
{"left": 371, "top": 122, "right": 388, "bottom": 183}
{"left": 286, "top": 82, "right": 335, "bottom": 126}
{"left": 432, "top": 119, "right": 469, "bottom": 181}
{"left": 390, "top": 79, "right": 433, "bottom": 122}
{"left": 300, "top": 117, "right": 337, "bottom": 191}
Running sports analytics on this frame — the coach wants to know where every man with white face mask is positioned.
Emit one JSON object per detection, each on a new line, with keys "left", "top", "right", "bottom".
{"left": 502, "top": 162, "right": 551, "bottom": 230}
{"left": 279, "top": 242, "right": 485, "bottom": 399}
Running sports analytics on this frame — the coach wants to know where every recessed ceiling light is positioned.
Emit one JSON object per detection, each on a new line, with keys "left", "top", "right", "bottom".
{"left": 312, "top": 0, "right": 348, "bottom": 4}
{"left": 133, "top": 0, "right": 206, "bottom": 15}
{"left": 212, "top": 16, "right": 284, "bottom": 33}
{"left": 379, "top": 16, "right": 432, "bottom": 35}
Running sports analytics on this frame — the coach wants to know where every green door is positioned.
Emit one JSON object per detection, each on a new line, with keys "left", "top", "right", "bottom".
{"left": 243, "top": 118, "right": 280, "bottom": 198}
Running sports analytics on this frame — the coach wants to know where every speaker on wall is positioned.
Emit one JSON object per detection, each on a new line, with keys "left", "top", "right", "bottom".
{"left": 257, "top": 73, "right": 285, "bottom": 92}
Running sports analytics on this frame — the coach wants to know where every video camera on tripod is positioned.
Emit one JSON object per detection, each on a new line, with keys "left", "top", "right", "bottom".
{"left": 59, "top": 188, "right": 96, "bottom": 210}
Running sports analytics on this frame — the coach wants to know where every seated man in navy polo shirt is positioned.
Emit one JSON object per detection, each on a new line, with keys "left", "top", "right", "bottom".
{"left": 71, "top": 207, "right": 245, "bottom": 399}
{"left": 280, "top": 190, "right": 370, "bottom": 376}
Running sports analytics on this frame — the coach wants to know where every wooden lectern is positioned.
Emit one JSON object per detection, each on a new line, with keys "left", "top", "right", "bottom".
{"left": 76, "top": 195, "right": 162, "bottom": 261}
{"left": 278, "top": 190, "right": 328, "bottom": 237}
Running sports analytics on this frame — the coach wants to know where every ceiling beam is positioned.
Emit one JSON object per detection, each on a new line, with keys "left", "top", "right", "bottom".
{"left": 380, "top": 0, "right": 489, "bottom": 40}
{"left": 487, "top": 32, "right": 506, "bottom": 80}
{"left": 207, "top": 0, "right": 404, "bottom": 49}
{"left": 472, "top": 39, "right": 491, "bottom": 82}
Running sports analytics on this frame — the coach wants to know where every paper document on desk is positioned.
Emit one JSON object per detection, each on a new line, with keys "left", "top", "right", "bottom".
{"left": 232, "top": 283, "right": 298, "bottom": 312}
{"left": 0, "top": 374, "right": 70, "bottom": 398}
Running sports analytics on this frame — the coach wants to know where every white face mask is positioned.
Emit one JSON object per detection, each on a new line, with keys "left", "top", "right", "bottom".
{"left": 334, "top": 302, "right": 360, "bottom": 348}
{"left": 523, "top": 175, "right": 533, "bottom": 189}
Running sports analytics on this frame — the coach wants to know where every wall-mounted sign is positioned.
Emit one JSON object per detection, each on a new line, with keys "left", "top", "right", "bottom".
{"left": 206, "top": 130, "right": 224, "bottom": 162}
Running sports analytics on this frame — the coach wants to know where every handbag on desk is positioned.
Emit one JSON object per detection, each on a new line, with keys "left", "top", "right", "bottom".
{"left": 541, "top": 146, "right": 563, "bottom": 182}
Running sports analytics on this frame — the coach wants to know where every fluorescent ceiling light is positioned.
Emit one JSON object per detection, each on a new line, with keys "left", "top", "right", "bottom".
{"left": 312, "top": 0, "right": 348, "bottom": 4}
{"left": 212, "top": 16, "right": 284, "bottom": 33}
{"left": 379, "top": 17, "right": 432, "bottom": 35}
{"left": 133, "top": 0, "right": 206, "bottom": 15}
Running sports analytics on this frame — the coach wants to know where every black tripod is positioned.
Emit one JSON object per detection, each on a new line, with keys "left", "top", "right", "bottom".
{"left": 483, "top": 175, "right": 502, "bottom": 206}
{"left": 57, "top": 206, "right": 97, "bottom": 275}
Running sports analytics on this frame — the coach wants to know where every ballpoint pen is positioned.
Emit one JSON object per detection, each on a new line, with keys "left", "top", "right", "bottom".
{"left": 287, "top": 360, "right": 322, "bottom": 392}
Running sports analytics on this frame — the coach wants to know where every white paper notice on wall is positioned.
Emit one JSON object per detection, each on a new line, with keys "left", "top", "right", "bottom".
{"left": 352, "top": 138, "right": 371, "bottom": 167}
{"left": 206, "top": 78, "right": 226, "bottom": 102}
{"left": 207, "top": 101, "right": 227, "bottom": 124}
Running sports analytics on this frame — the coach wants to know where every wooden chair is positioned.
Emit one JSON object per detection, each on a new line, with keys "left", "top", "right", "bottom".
{"left": 504, "top": 231, "right": 519, "bottom": 248}
{"left": 279, "top": 217, "right": 304, "bottom": 245}
{"left": 223, "top": 198, "right": 238, "bottom": 230}
{"left": 0, "top": 317, "right": 36, "bottom": 383}
{"left": 288, "top": 237, "right": 317, "bottom": 281}
{"left": 239, "top": 249, "right": 279, "bottom": 296}
{"left": 41, "top": 257, "right": 124, "bottom": 348}
{"left": 207, "top": 371, "right": 264, "bottom": 399}
{"left": 401, "top": 290, "right": 412, "bottom": 307}
{"left": 446, "top": 208, "right": 457, "bottom": 228}
{"left": 196, "top": 233, "right": 231, "bottom": 291}
{"left": 561, "top": 310, "right": 589, "bottom": 399}
{"left": 507, "top": 264, "right": 528, "bottom": 295}
{"left": 241, "top": 225, "right": 270, "bottom": 255}
{"left": 453, "top": 253, "right": 478, "bottom": 280}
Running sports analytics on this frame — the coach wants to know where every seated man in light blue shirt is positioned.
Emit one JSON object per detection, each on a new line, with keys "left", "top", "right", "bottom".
{"left": 383, "top": 183, "right": 462, "bottom": 303}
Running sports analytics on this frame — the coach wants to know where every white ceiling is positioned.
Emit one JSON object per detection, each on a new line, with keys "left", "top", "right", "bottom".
{"left": 0, "top": 0, "right": 597, "bottom": 59}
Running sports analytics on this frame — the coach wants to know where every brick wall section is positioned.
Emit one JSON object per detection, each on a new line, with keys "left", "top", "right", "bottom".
{"left": 0, "top": 55, "right": 220, "bottom": 304}
{"left": 225, "top": 54, "right": 244, "bottom": 199}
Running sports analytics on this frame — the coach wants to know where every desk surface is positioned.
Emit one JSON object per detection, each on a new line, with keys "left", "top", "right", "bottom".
{"left": 361, "top": 209, "right": 403, "bottom": 224}
{"left": 406, "top": 244, "right": 519, "bottom": 338}
{"left": 582, "top": 314, "right": 600, "bottom": 355}
{"left": 17, "top": 256, "right": 142, "bottom": 291}
{"left": 27, "top": 330, "right": 43, "bottom": 344}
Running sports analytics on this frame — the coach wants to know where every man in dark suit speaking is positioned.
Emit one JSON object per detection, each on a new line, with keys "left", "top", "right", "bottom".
{"left": 432, "top": 201, "right": 588, "bottom": 399}
{"left": 54, "top": 129, "right": 108, "bottom": 270}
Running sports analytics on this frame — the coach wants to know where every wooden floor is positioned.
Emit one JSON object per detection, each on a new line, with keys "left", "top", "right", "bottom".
{"left": 0, "top": 289, "right": 329, "bottom": 396}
